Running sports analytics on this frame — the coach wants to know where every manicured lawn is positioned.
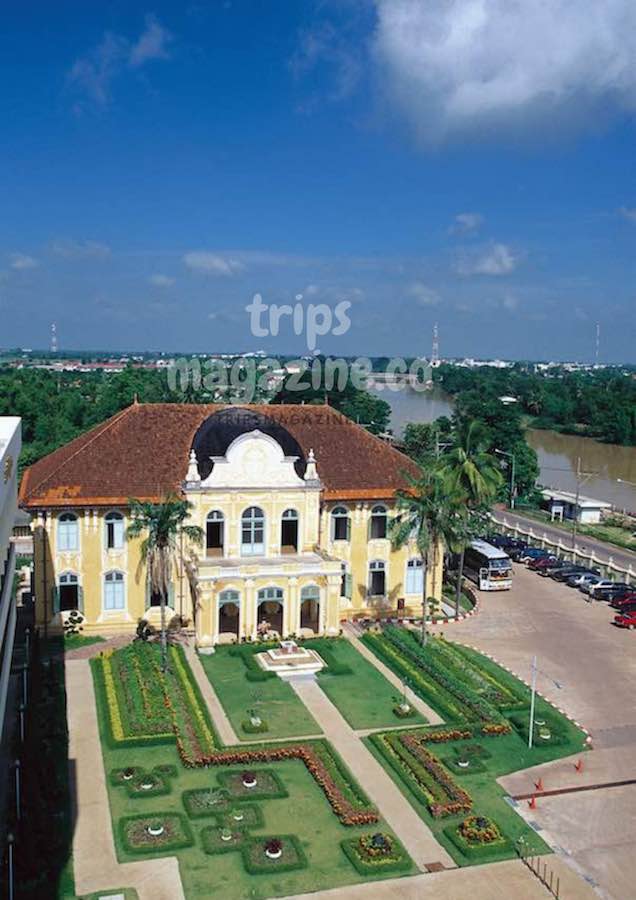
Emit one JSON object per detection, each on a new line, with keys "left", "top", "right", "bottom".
{"left": 198, "top": 647, "right": 321, "bottom": 740}
{"left": 64, "top": 633, "right": 106, "bottom": 651}
{"left": 316, "top": 640, "right": 426, "bottom": 730}
{"left": 91, "top": 665, "right": 417, "bottom": 899}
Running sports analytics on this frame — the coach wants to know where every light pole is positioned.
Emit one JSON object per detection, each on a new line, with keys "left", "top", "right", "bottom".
{"left": 495, "top": 449, "right": 516, "bottom": 510}
{"left": 528, "top": 657, "right": 563, "bottom": 749}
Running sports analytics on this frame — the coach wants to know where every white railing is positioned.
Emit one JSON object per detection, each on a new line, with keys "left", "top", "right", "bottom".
{"left": 494, "top": 515, "right": 636, "bottom": 586}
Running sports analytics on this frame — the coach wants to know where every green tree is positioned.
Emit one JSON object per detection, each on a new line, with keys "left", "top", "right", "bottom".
{"left": 390, "top": 469, "right": 462, "bottom": 646}
{"left": 439, "top": 421, "right": 503, "bottom": 615}
{"left": 126, "top": 495, "right": 204, "bottom": 672}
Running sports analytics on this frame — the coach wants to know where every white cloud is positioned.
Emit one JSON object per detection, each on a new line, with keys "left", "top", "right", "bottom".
{"left": 372, "top": 0, "right": 636, "bottom": 141}
{"left": 619, "top": 206, "right": 636, "bottom": 223}
{"left": 501, "top": 292, "right": 519, "bottom": 311}
{"left": 129, "top": 14, "right": 172, "bottom": 68}
{"left": 457, "top": 243, "right": 518, "bottom": 276}
{"left": 183, "top": 251, "right": 244, "bottom": 276}
{"left": 10, "top": 253, "right": 39, "bottom": 270}
{"left": 148, "top": 273, "right": 175, "bottom": 287}
{"left": 407, "top": 281, "right": 440, "bottom": 306}
{"left": 68, "top": 16, "right": 172, "bottom": 106}
{"left": 450, "top": 212, "right": 483, "bottom": 235}
{"left": 49, "top": 238, "right": 111, "bottom": 259}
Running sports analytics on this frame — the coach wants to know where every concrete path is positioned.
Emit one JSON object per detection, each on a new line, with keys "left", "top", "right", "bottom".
{"left": 290, "top": 675, "right": 454, "bottom": 872}
{"left": 343, "top": 625, "right": 444, "bottom": 725}
{"left": 282, "top": 856, "right": 598, "bottom": 900}
{"left": 183, "top": 642, "right": 239, "bottom": 745}
{"left": 66, "top": 659, "right": 185, "bottom": 900}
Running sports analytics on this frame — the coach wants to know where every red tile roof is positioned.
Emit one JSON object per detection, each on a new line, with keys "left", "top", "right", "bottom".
{"left": 19, "top": 403, "right": 420, "bottom": 508}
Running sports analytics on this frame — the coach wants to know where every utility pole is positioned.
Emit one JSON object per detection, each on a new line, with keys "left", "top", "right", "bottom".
{"left": 528, "top": 655, "right": 537, "bottom": 749}
{"left": 571, "top": 457, "right": 597, "bottom": 549}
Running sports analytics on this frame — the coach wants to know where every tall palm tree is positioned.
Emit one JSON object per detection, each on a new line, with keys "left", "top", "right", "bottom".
{"left": 390, "top": 469, "right": 462, "bottom": 646}
{"left": 440, "top": 421, "right": 503, "bottom": 615}
{"left": 127, "top": 494, "right": 204, "bottom": 672}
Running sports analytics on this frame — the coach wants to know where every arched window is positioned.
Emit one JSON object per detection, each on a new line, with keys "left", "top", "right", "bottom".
{"left": 206, "top": 510, "right": 224, "bottom": 556}
{"left": 58, "top": 571, "right": 80, "bottom": 612}
{"left": 300, "top": 585, "right": 320, "bottom": 632}
{"left": 368, "top": 560, "right": 386, "bottom": 596}
{"left": 406, "top": 558, "right": 424, "bottom": 594}
{"left": 241, "top": 506, "right": 265, "bottom": 556}
{"left": 281, "top": 508, "right": 298, "bottom": 553}
{"left": 257, "top": 586, "right": 283, "bottom": 603}
{"left": 369, "top": 505, "right": 387, "bottom": 540}
{"left": 105, "top": 511, "right": 124, "bottom": 550}
{"left": 331, "top": 506, "right": 350, "bottom": 542}
{"left": 58, "top": 513, "right": 79, "bottom": 552}
{"left": 218, "top": 589, "right": 240, "bottom": 637}
{"left": 104, "top": 571, "right": 125, "bottom": 611}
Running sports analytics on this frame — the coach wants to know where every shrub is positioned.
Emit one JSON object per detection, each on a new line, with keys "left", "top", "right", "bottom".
{"left": 392, "top": 704, "right": 416, "bottom": 719}
{"left": 200, "top": 825, "right": 247, "bottom": 855}
{"left": 216, "top": 768, "right": 288, "bottom": 801}
{"left": 241, "top": 718, "right": 269, "bottom": 734}
{"left": 443, "top": 815, "right": 511, "bottom": 860}
{"left": 341, "top": 832, "right": 412, "bottom": 875}
{"left": 241, "top": 835, "right": 308, "bottom": 875}
{"left": 119, "top": 813, "right": 194, "bottom": 854}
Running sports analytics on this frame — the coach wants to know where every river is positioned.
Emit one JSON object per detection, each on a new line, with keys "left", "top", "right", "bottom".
{"left": 371, "top": 385, "right": 636, "bottom": 512}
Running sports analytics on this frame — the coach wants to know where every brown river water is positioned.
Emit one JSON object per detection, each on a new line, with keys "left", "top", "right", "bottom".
{"left": 371, "top": 386, "right": 636, "bottom": 512}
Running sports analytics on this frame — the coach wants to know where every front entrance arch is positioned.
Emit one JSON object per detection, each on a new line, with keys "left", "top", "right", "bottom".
{"left": 300, "top": 585, "right": 320, "bottom": 634}
{"left": 257, "top": 587, "right": 283, "bottom": 637}
{"left": 218, "top": 589, "right": 240, "bottom": 641}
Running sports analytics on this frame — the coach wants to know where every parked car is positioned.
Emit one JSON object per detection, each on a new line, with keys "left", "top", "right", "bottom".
{"left": 582, "top": 579, "right": 623, "bottom": 597}
{"left": 512, "top": 547, "right": 551, "bottom": 563}
{"left": 611, "top": 592, "right": 636, "bottom": 609}
{"left": 528, "top": 555, "right": 561, "bottom": 571}
{"left": 537, "top": 560, "right": 570, "bottom": 577}
{"left": 614, "top": 611, "right": 636, "bottom": 629}
{"left": 566, "top": 572, "right": 601, "bottom": 588}
{"left": 552, "top": 565, "right": 593, "bottom": 582}
{"left": 612, "top": 600, "right": 636, "bottom": 615}
{"left": 488, "top": 535, "right": 527, "bottom": 553}
{"left": 592, "top": 582, "right": 633, "bottom": 601}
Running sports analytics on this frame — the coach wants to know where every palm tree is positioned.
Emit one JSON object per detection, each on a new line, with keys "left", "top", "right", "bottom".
{"left": 127, "top": 494, "right": 204, "bottom": 672}
{"left": 390, "top": 468, "right": 462, "bottom": 646}
{"left": 440, "top": 421, "right": 503, "bottom": 615}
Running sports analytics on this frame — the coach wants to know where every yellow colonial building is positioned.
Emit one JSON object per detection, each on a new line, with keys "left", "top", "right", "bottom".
{"left": 20, "top": 403, "right": 442, "bottom": 647}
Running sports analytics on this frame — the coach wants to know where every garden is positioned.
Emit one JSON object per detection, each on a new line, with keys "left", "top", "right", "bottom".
{"left": 91, "top": 642, "right": 418, "bottom": 899}
{"left": 199, "top": 637, "right": 427, "bottom": 735}
{"left": 361, "top": 627, "right": 589, "bottom": 865}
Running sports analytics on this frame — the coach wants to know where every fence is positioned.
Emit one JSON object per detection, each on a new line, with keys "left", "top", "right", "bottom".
{"left": 518, "top": 845, "right": 562, "bottom": 899}
{"left": 494, "top": 516, "right": 636, "bottom": 586}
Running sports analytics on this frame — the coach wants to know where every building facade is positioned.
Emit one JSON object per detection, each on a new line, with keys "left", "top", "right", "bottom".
{"left": 0, "top": 417, "right": 21, "bottom": 740}
{"left": 20, "top": 404, "right": 441, "bottom": 647}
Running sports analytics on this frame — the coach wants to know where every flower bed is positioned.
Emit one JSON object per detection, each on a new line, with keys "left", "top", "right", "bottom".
{"left": 507, "top": 712, "right": 567, "bottom": 746}
{"left": 425, "top": 639, "right": 525, "bottom": 710}
{"left": 110, "top": 764, "right": 176, "bottom": 798}
{"left": 182, "top": 787, "right": 230, "bottom": 818}
{"left": 370, "top": 731, "right": 472, "bottom": 818}
{"left": 216, "top": 768, "right": 288, "bottom": 801}
{"left": 444, "top": 815, "right": 511, "bottom": 860}
{"left": 119, "top": 813, "right": 194, "bottom": 854}
{"left": 341, "top": 832, "right": 411, "bottom": 875}
{"left": 241, "top": 835, "right": 308, "bottom": 875}
{"left": 216, "top": 803, "right": 263, "bottom": 829}
{"left": 200, "top": 825, "right": 247, "bottom": 855}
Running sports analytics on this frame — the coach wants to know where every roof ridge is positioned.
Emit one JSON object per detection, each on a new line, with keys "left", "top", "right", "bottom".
{"left": 22, "top": 404, "right": 136, "bottom": 501}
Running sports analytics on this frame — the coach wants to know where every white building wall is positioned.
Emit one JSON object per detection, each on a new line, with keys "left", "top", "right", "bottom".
{"left": 0, "top": 417, "right": 21, "bottom": 740}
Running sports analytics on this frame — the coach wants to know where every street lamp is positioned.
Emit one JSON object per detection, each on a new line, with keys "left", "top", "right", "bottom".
{"left": 495, "top": 449, "right": 516, "bottom": 510}
{"left": 528, "top": 656, "right": 563, "bottom": 749}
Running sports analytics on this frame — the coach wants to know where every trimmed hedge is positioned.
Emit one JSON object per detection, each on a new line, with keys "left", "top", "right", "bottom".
{"left": 442, "top": 756, "right": 487, "bottom": 776}
{"left": 241, "top": 718, "right": 269, "bottom": 734}
{"left": 182, "top": 787, "right": 230, "bottom": 819}
{"left": 216, "top": 768, "right": 288, "bottom": 801}
{"left": 216, "top": 803, "right": 264, "bottom": 830}
{"left": 443, "top": 822, "right": 511, "bottom": 860}
{"left": 507, "top": 711, "right": 568, "bottom": 747}
{"left": 341, "top": 833, "right": 412, "bottom": 876}
{"left": 118, "top": 812, "right": 194, "bottom": 855}
{"left": 303, "top": 638, "right": 353, "bottom": 675}
{"left": 227, "top": 644, "right": 276, "bottom": 681}
{"left": 241, "top": 834, "right": 308, "bottom": 875}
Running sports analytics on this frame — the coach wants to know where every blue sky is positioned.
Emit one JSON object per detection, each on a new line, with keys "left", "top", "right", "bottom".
{"left": 1, "top": 1, "right": 635, "bottom": 362}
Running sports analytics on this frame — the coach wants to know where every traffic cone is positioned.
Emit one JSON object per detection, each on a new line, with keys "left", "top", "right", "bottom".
{"left": 534, "top": 778, "right": 544, "bottom": 792}
{"left": 574, "top": 760, "right": 583, "bottom": 773}
{"left": 528, "top": 795, "right": 537, "bottom": 809}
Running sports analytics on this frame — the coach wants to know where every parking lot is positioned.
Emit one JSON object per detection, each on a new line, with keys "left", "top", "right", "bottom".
{"left": 441, "top": 562, "right": 636, "bottom": 899}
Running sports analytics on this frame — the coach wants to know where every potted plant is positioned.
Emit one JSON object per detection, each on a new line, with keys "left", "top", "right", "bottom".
{"left": 242, "top": 770, "right": 257, "bottom": 789}
{"left": 264, "top": 838, "right": 283, "bottom": 860}
{"left": 122, "top": 767, "right": 135, "bottom": 781}
{"left": 232, "top": 807, "right": 244, "bottom": 822}
{"left": 146, "top": 820, "right": 164, "bottom": 837}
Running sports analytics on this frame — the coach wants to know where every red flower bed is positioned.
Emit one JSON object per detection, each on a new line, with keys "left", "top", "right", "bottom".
{"left": 419, "top": 727, "right": 474, "bottom": 744}
{"left": 179, "top": 742, "right": 379, "bottom": 826}
{"left": 400, "top": 734, "right": 472, "bottom": 818}
{"left": 481, "top": 722, "right": 511, "bottom": 736}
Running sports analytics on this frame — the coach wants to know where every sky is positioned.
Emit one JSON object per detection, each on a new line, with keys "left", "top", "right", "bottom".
{"left": 1, "top": 0, "right": 635, "bottom": 362}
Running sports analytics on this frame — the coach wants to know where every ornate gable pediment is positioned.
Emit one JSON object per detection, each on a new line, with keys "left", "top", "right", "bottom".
{"left": 199, "top": 430, "right": 307, "bottom": 489}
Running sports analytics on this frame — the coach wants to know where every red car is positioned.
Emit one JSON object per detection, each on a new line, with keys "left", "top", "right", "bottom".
{"left": 611, "top": 592, "right": 636, "bottom": 609}
{"left": 528, "top": 556, "right": 561, "bottom": 571}
{"left": 614, "top": 611, "right": 636, "bottom": 629}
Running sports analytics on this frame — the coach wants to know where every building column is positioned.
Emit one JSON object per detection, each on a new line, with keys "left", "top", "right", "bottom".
{"left": 287, "top": 576, "right": 298, "bottom": 637}
{"left": 324, "top": 574, "right": 341, "bottom": 635}
{"left": 244, "top": 578, "right": 256, "bottom": 639}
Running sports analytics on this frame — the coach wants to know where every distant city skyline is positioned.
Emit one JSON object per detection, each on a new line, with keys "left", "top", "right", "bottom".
{"left": 1, "top": 2, "right": 635, "bottom": 362}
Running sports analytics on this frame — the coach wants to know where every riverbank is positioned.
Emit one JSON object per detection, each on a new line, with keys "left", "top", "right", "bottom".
{"left": 514, "top": 507, "right": 636, "bottom": 553}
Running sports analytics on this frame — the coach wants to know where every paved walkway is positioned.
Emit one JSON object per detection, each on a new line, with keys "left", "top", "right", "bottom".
{"left": 290, "top": 675, "right": 454, "bottom": 872}
{"left": 343, "top": 625, "right": 444, "bottom": 724}
{"left": 183, "top": 642, "right": 239, "bottom": 745}
{"left": 282, "top": 856, "right": 598, "bottom": 900}
{"left": 66, "top": 659, "right": 185, "bottom": 900}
